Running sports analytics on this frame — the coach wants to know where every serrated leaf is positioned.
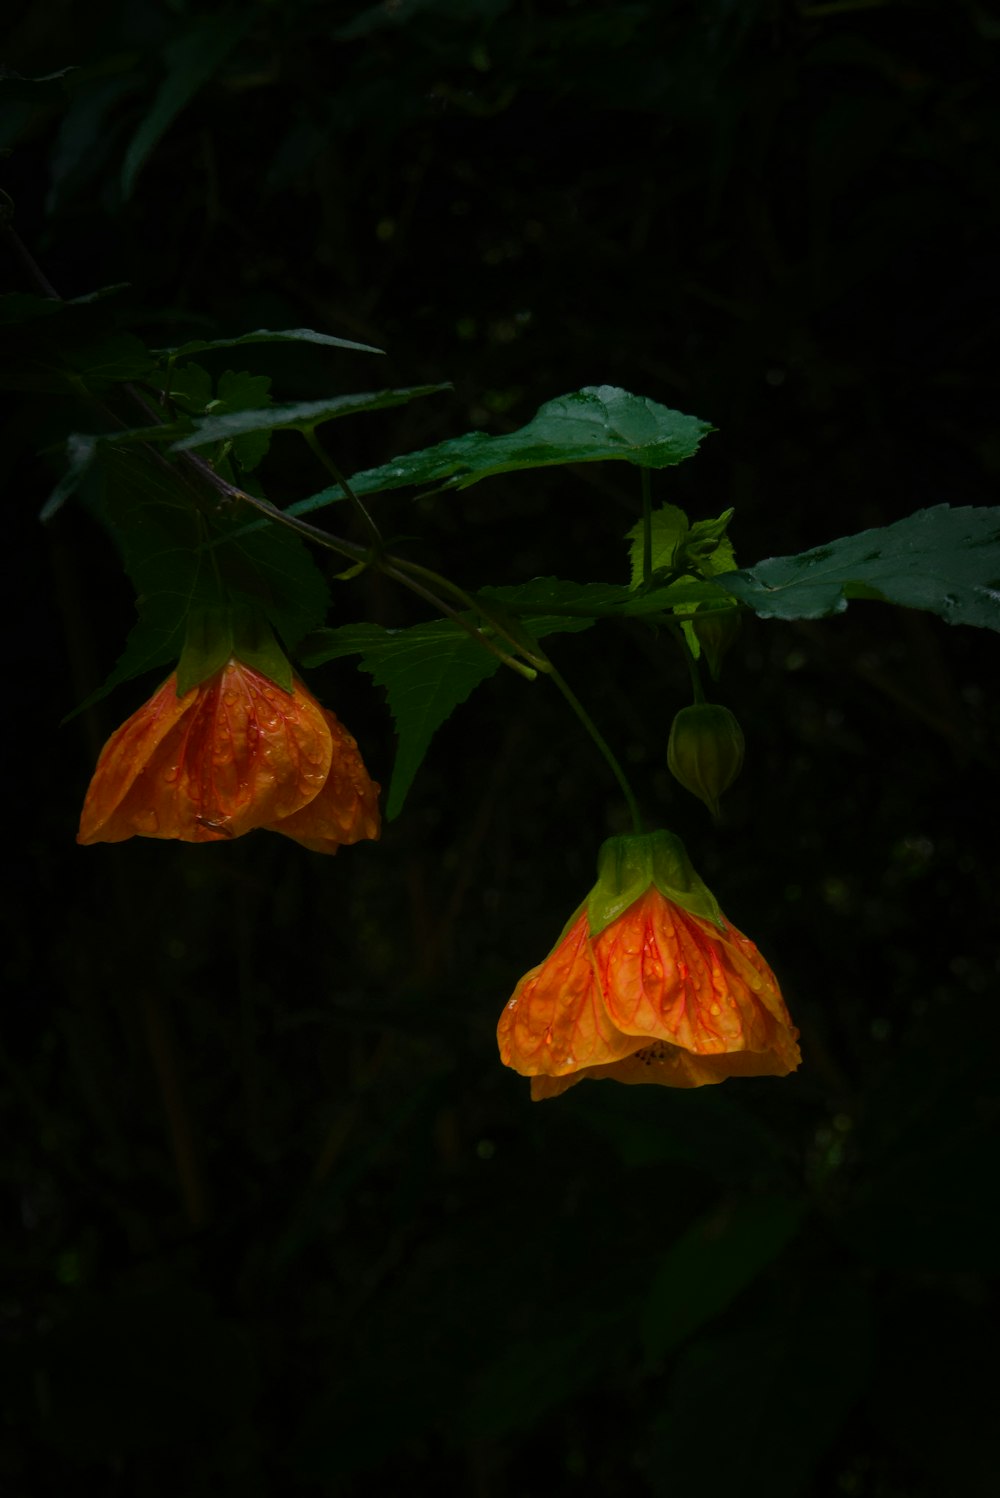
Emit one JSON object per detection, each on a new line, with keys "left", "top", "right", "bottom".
{"left": 625, "top": 505, "right": 690, "bottom": 587}
{"left": 157, "top": 362, "right": 213, "bottom": 411}
{"left": 121, "top": 11, "right": 254, "bottom": 199}
{"left": 64, "top": 331, "right": 155, "bottom": 387}
{"left": 302, "top": 621, "right": 504, "bottom": 820}
{"left": 300, "top": 571, "right": 726, "bottom": 818}
{"left": 170, "top": 384, "right": 451, "bottom": 451}
{"left": 154, "top": 327, "right": 384, "bottom": 358}
{"left": 77, "top": 445, "right": 330, "bottom": 710}
{"left": 215, "top": 369, "right": 273, "bottom": 471}
{"left": 717, "top": 505, "right": 1000, "bottom": 631}
{"left": 312, "top": 386, "right": 713, "bottom": 503}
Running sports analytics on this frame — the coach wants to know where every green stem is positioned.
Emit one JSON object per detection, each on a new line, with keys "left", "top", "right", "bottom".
{"left": 389, "top": 554, "right": 549, "bottom": 671}
{"left": 542, "top": 655, "right": 644, "bottom": 834}
{"left": 669, "top": 619, "right": 705, "bottom": 703}
{"left": 302, "top": 426, "right": 383, "bottom": 549}
{"left": 378, "top": 561, "right": 538, "bottom": 679}
{"left": 641, "top": 467, "right": 653, "bottom": 587}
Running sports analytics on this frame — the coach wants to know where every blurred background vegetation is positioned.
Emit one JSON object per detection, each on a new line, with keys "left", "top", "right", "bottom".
{"left": 3, "top": 2, "right": 999, "bottom": 1494}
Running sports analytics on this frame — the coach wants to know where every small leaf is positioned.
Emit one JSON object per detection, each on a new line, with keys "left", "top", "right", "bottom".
{"left": 154, "top": 327, "right": 384, "bottom": 358}
{"left": 170, "top": 384, "right": 451, "bottom": 451}
{"left": 215, "top": 369, "right": 273, "bottom": 471}
{"left": 625, "top": 504, "right": 690, "bottom": 587}
{"left": 40, "top": 434, "right": 101, "bottom": 522}
{"left": 718, "top": 505, "right": 1000, "bottom": 631}
{"left": 302, "top": 621, "right": 504, "bottom": 820}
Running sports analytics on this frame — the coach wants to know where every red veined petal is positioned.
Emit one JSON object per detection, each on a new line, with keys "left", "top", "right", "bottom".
{"left": 267, "top": 705, "right": 380, "bottom": 854}
{"left": 498, "top": 909, "right": 640, "bottom": 1078}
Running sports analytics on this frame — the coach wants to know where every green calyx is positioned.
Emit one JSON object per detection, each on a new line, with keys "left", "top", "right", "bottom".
{"left": 667, "top": 703, "right": 745, "bottom": 822}
{"left": 586, "top": 829, "right": 726, "bottom": 937}
{"left": 175, "top": 603, "right": 293, "bottom": 695}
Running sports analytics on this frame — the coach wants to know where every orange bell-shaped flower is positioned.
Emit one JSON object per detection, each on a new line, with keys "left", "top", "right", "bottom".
{"left": 498, "top": 831, "right": 800, "bottom": 1099}
{"left": 77, "top": 658, "right": 379, "bottom": 853}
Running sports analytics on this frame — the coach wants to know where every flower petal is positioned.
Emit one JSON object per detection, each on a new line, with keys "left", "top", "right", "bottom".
{"left": 498, "top": 909, "right": 641, "bottom": 1078}
{"left": 78, "top": 662, "right": 333, "bottom": 844}
{"left": 267, "top": 705, "right": 380, "bottom": 853}
{"left": 595, "top": 888, "right": 800, "bottom": 1071}
{"left": 531, "top": 1036, "right": 797, "bottom": 1098}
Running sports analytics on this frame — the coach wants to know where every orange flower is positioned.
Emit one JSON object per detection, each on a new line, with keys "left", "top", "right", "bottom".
{"left": 77, "top": 659, "right": 380, "bottom": 853}
{"left": 498, "top": 831, "right": 800, "bottom": 1100}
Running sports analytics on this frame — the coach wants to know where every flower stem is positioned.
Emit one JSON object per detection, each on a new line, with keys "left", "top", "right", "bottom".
{"left": 302, "top": 426, "right": 383, "bottom": 549}
{"left": 542, "top": 654, "right": 644, "bottom": 834}
{"left": 641, "top": 467, "right": 653, "bottom": 586}
{"left": 668, "top": 618, "right": 705, "bottom": 703}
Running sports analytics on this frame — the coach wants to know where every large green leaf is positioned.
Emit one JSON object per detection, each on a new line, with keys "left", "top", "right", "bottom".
{"left": 302, "top": 622, "right": 505, "bottom": 820}
{"left": 302, "top": 597, "right": 606, "bottom": 819}
{"left": 170, "top": 384, "right": 451, "bottom": 450}
{"left": 718, "top": 505, "right": 1000, "bottom": 631}
{"left": 154, "top": 327, "right": 384, "bottom": 358}
{"left": 78, "top": 446, "right": 330, "bottom": 709}
{"left": 296, "top": 386, "right": 713, "bottom": 505}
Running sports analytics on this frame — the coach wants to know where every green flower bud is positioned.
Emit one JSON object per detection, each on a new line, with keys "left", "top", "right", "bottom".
{"left": 667, "top": 704, "right": 745, "bottom": 821}
{"left": 691, "top": 608, "right": 742, "bottom": 681}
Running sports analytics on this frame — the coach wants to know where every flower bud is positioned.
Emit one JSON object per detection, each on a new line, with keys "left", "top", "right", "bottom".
{"left": 667, "top": 704, "right": 745, "bottom": 821}
{"left": 691, "top": 608, "right": 741, "bottom": 681}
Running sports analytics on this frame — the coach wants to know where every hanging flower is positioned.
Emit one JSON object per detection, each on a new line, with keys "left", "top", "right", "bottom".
{"left": 497, "top": 831, "right": 800, "bottom": 1099}
{"left": 77, "top": 658, "right": 380, "bottom": 853}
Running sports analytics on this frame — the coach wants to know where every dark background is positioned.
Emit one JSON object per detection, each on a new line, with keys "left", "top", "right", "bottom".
{"left": 3, "top": 2, "right": 999, "bottom": 1494}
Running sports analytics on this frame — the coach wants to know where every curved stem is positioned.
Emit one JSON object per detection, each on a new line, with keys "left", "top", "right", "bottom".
{"left": 389, "top": 554, "right": 549, "bottom": 671}
{"left": 541, "top": 654, "right": 644, "bottom": 834}
{"left": 302, "top": 427, "right": 383, "bottom": 549}
{"left": 378, "top": 561, "right": 538, "bottom": 679}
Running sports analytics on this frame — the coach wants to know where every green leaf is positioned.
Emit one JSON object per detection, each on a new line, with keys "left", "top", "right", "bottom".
{"left": 64, "top": 330, "right": 155, "bottom": 388}
{"left": 121, "top": 10, "right": 254, "bottom": 199}
{"left": 40, "top": 434, "right": 102, "bottom": 522}
{"left": 686, "top": 508, "right": 737, "bottom": 576}
{"left": 170, "top": 384, "right": 452, "bottom": 451}
{"left": 75, "top": 445, "right": 330, "bottom": 711}
{"left": 157, "top": 362, "right": 213, "bottom": 411}
{"left": 642, "top": 1194, "right": 805, "bottom": 1366}
{"left": 302, "top": 622, "right": 504, "bottom": 820}
{"left": 625, "top": 504, "right": 690, "bottom": 586}
{"left": 80, "top": 447, "right": 222, "bottom": 707}
{"left": 215, "top": 369, "right": 273, "bottom": 471}
{"left": 483, "top": 574, "right": 728, "bottom": 619}
{"left": 300, "top": 571, "right": 727, "bottom": 818}
{"left": 718, "top": 505, "right": 1000, "bottom": 631}
{"left": 154, "top": 327, "right": 384, "bottom": 359}
{"left": 319, "top": 386, "right": 712, "bottom": 501}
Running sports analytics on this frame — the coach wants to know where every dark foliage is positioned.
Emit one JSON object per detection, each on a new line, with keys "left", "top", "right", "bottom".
{"left": 2, "top": 3, "right": 998, "bottom": 1495}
